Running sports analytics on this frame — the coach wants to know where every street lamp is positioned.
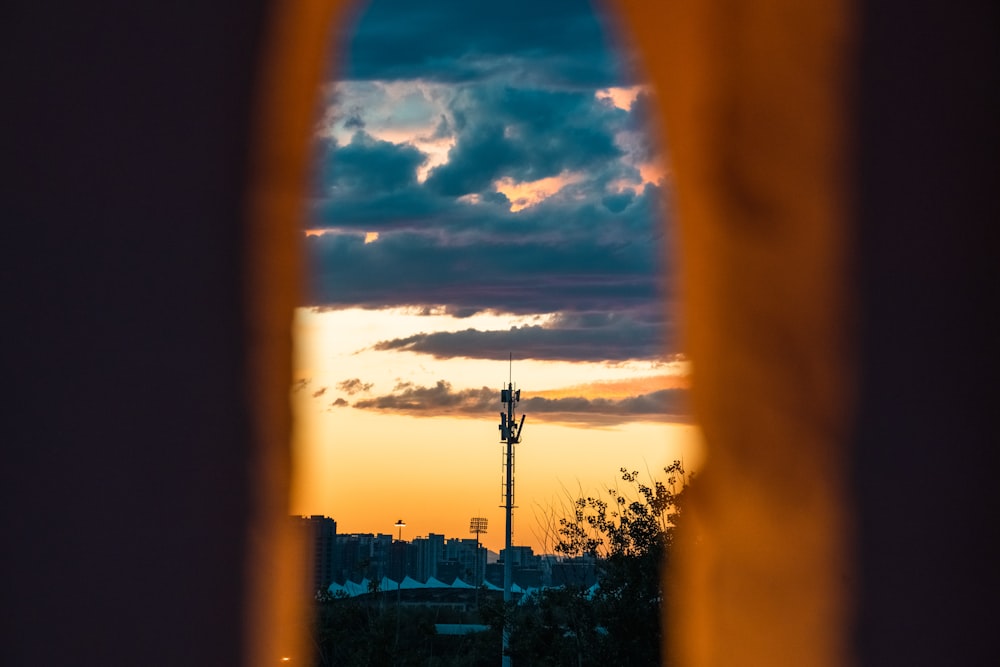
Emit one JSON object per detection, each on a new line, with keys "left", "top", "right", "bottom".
{"left": 392, "top": 519, "right": 407, "bottom": 656}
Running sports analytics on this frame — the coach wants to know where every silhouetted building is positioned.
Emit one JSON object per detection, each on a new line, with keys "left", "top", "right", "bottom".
{"left": 550, "top": 556, "right": 597, "bottom": 588}
{"left": 409, "top": 533, "right": 445, "bottom": 582}
{"left": 292, "top": 515, "right": 337, "bottom": 595}
{"left": 334, "top": 532, "right": 393, "bottom": 583}
{"left": 388, "top": 540, "right": 408, "bottom": 582}
{"left": 444, "top": 537, "right": 486, "bottom": 584}
{"left": 500, "top": 545, "right": 537, "bottom": 568}
{"left": 484, "top": 546, "right": 544, "bottom": 589}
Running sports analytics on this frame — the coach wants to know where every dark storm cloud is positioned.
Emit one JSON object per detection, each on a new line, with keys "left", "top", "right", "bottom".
{"left": 308, "top": 0, "right": 674, "bottom": 366}
{"left": 424, "top": 86, "right": 624, "bottom": 196}
{"left": 314, "top": 84, "right": 640, "bottom": 223}
{"left": 371, "top": 311, "right": 669, "bottom": 362}
{"left": 325, "top": 132, "right": 426, "bottom": 196}
{"left": 338, "top": 0, "right": 633, "bottom": 87}
{"left": 351, "top": 380, "right": 690, "bottom": 425}
{"left": 305, "top": 213, "right": 667, "bottom": 318}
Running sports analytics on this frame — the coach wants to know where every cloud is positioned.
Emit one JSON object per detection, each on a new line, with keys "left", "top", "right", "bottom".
{"left": 350, "top": 379, "right": 689, "bottom": 426}
{"left": 353, "top": 380, "right": 495, "bottom": 412}
{"left": 338, "top": 378, "right": 374, "bottom": 395}
{"left": 312, "top": 387, "right": 328, "bottom": 398}
{"left": 336, "top": 0, "right": 635, "bottom": 88}
{"left": 422, "top": 86, "right": 624, "bottom": 197}
{"left": 322, "top": 131, "right": 426, "bottom": 196}
{"left": 343, "top": 105, "right": 366, "bottom": 130}
{"left": 305, "top": 181, "right": 670, "bottom": 320}
{"left": 602, "top": 190, "right": 635, "bottom": 213}
{"left": 371, "top": 311, "right": 671, "bottom": 362}
{"left": 306, "top": 1, "right": 676, "bottom": 369}
{"left": 314, "top": 81, "right": 652, "bottom": 226}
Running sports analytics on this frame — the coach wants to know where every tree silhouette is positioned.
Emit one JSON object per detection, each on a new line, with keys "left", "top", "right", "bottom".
{"left": 548, "top": 461, "right": 690, "bottom": 666}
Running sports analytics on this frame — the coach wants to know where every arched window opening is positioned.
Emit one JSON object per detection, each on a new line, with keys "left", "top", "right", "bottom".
{"left": 287, "top": 0, "right": 702, "bottom": 664}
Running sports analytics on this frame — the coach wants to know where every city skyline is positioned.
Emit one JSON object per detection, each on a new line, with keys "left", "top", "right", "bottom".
{"left": 293, "top": 515, "right": 598, "bottom": 595}
{"left": 290, "top": 0, "right": 703, "bottom": 553}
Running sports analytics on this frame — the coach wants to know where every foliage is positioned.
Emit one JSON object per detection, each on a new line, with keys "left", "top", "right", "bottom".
{"left": 505, "top": 586, "right": 604, "bottom": 666}
{"left": 555, "top": 461, "right": 686, "bottom": 561}
{"left": 312, "top": 591, "right": 500, "bottom": 666}
{"left": 545, "top": 460, "right": 689, "bottom": 666}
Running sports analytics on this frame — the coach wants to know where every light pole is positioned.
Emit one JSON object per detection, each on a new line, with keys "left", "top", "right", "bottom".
{"left": 392, "top": 519, "right": 406, "bottom": 590}
{"left": 393, "top": 519, "right": 406, "bottom": 657}
{"left": 469, "top": 517, "right": 488, "bottom": 607}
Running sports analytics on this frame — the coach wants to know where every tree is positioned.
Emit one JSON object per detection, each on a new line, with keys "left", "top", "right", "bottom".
{"left": 313, "top": 592, "right": 441, "bottom": 666}
{"left": 550, "top": 461, "right": 690, "bottom": 666}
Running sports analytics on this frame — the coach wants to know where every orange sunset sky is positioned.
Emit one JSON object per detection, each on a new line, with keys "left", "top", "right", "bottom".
{"left": 289, "top": 308, "right": 704, "bottom": 554}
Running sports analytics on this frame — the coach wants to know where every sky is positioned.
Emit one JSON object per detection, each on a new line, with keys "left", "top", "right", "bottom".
{"left": 290, "top": 0, "right": 704, "bottom": 554}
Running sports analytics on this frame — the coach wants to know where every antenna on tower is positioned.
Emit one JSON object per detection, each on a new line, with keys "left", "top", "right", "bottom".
{"left": 497, "top": 356, "right": 524, "bottom": 667}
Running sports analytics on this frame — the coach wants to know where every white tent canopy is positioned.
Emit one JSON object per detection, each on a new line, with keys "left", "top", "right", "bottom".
{"left": 325, "top": 575, "right": 569, "bottom": 598}
{"left": 399, "top": 576, "right": 425, "bottom": 589}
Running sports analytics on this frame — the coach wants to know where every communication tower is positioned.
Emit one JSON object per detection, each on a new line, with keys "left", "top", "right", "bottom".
{"left": 498, "top": 357, "right": 524, "bottom": 667}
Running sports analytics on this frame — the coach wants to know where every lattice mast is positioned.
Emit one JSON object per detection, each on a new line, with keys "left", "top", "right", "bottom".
{"left": 498, "top": 355, "right": 524, "bottom": 667}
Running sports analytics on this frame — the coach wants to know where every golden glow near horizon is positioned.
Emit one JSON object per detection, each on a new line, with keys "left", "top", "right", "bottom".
{"left": 290, "top": 307, "right": 704, "bottom": 554}
{"left": 596, "top": 85, "right": 643, "bottom": 111}
{"left": 494, "top": 173, "right": 584, "bottom": 212}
